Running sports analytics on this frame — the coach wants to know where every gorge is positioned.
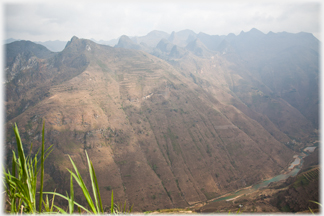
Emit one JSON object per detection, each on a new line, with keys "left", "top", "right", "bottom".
{"left": 4, "top": 28, "right": 319, "bottom": 212}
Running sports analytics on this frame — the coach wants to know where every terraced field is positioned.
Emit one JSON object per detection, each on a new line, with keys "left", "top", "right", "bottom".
{"left": 294, "top": 166, "right": 319, "bottom": 188}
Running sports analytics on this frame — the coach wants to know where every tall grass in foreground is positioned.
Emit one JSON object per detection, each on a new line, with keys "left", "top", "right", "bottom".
{"left": 3, "top": 122, "right": 133, "bottom": 214}
{"left": 3, "top": 122, "right": 52, "bottom": 213}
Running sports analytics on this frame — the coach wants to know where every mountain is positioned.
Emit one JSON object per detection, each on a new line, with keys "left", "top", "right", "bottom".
{"left": 114, "top": 35, "right": 142, "bottom": 50}
{"left": 4, "top": 38, "right": 68, "bottom": 52}
{"left": 169, "top": 45, "right": 188, "bottom": 59}
{"left": 4, "top": 28, "right": 319, "bottom": 212}
{"left": 5, "top": 40, "right": 56, "bottom": 86}
{"left": 114, "top": 35, "right": 154, "bottom": 54}
{"left": 6, "top": 40, "right": 55, "bottom": 64}
{"left": 90, "top": 38, "right": 119, "bottom": 46}
{"left": 156, "top": 38, "right": 174, "bottom": 53}
{"left": 5, "top": 38, "right": 18, "bottom": 44}
{"left": 131, "top": 30, "right": 170, "bottom": 47}
{"left": 196, "top": 32, "right": 225, "bottom": 51}
{"left": 185, "top": 38, "right": 215, "bottom": 57}
{"left": 168, "top": 30, "right": 197, "bottom": 47}
{"left": 215, "top": 29, "right": 319, "bottom": 129}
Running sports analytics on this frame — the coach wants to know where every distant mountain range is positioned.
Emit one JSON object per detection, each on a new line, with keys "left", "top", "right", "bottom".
{"left": 5, "top": 28, "right": 319, "bottom": 54}
{"left": 4, "top": 28, "right": 319, "bottom": 212}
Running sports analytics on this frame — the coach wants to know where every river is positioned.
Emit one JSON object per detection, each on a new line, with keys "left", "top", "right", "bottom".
{"left": 210, "top": 146, "right": 316, "bottom": 202}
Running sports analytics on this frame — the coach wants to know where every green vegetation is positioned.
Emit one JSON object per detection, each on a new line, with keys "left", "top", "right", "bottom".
{"left": 206, "top": 144, "right": 212, "bottom": 156}
{"left": 3, "top": 122, "right": 133, "bottom": 214}
{"left": 280, "top": 205, "right": 291, "bottom": 212}
{"left": 3, "top": 122, "right": 52, "bottom": 213}
{"left": 117, "top": 160, "right": 127, "bottom": 165}
{"left": 97, "top": 59, "right": 110, "bottom": 72}
{"left": 105, "top": 186, "right": 112, "bottom": 191}
{"left": 150, "top": 163, "right": 158, "bottom": 172}
{"left": 293, "top": 167, "right": 319, "bottom": 189}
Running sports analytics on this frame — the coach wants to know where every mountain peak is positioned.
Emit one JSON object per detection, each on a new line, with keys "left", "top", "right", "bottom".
{"left": 71, "top": 36, "right": 79, "bottom": 41}
{"left": 156, "top": 38, "right": 173, "bottom": 53}
{"left": 239, "top": 28, "right": 264, "bottom": 37}
{"left": 186, "top": 38, "right": 204, "bottom": 47}
{"left": 6, "top": 40, "right": 54, "bottom": 66}
{"left": 168, "top": 31, "right": 176, "bottom": 42}
{"left": 117, "top": 35, "right": 133, "bottom": 44}
{"left": 186, "top": 38, "right": 213, "bottom": 57}
{"left": 248, "top": 28, "right": 264, "bottom": 36}
{"left": 169, "top": 45, "right": 187, "bottom": 58}
{"left": 147, "top": 30, "right": 169, "bottom": 37}
{"left": 115, "top": 35, "right": 141, "bottom": 50}
{"left": 64, "top": 36, "right": 80, "bottom": 49}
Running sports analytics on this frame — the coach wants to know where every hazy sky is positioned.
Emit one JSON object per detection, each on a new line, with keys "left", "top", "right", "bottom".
{"left": 3, "top": 1, "right": 322, "bottom": 42}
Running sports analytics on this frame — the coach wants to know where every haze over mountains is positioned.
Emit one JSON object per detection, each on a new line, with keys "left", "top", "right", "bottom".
{"left": 4, "top": 28, "right": 319, "bottom": 212}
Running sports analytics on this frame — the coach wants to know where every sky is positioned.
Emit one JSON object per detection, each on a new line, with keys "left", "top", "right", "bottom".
{"left": 2, "top": 0, "right": 322, "bottom": 42}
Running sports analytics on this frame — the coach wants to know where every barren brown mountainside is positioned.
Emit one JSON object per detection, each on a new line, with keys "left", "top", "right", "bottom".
{"left": 4, "top": 29, "right": 319, "bottom": 212}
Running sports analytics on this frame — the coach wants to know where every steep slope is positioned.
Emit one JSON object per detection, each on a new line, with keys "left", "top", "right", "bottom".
{"left": 216, "top": 29, "right": 319, "bottom": 129}
{"left": 6, "top": 40, "right": 55, "bottom": 66}
{"left": 175, "top": 56, "right": 315, "bottom": 143}
{"left": 196, "top": 32, "right": 225, "bottom": 51}
{"left": 185, "top": 38, "right": 215, "bottom": 58}
{"left": 114, "top": 35, "right": 142, "bottom": 50}
{"left": 5, "top": 31, "right": 317, "bottom": 212}
{"left": 169, "top": 45, "right": 188, "bottom": 59}
{"left": 156, "top": 38, "right": 174, "bottom": 53}
{"left": 115, "top": 35, "right": 153, "bottom": 54}
{"left": 5, "top": 36, "right": 91, "bottom": 122}
{"left": 168, "top": 30, "right": 197, "bottom": 47}
{"left": 5, "top": 40, "right": 55, "bottom": 84}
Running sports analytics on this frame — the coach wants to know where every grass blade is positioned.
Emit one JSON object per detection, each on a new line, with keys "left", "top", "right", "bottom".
{"left": 38, "top": 121, "right": 45, "bottom": 213}
{"left": 309, "top": 207, "right": 314, "bottom": 214}
{"left": 129, "top": 204, "right": 134, "bottom": 213}
{"left": 13, "top": 123, "right": 27, "bottom": 180}
{"left": 13, "top": 123, "right": 36, "bottom": 212}
{"left": 111, "top": 190, "right": 114, "bottom": 214}
{"left": 11, "top": 152, "right": 16, "bottom": 179}
{"left": 67, "top": 155, "right": 97, "bottom": 213}
{"left": 86, "top": 151, "right": 99, "bottom": 212}
{"left": 90, "top": 158, "right": 104, "bottom": 212}
{"left": 54, "top": 204, "right": 68, "bottom": 214}
{"left": 50, "top": 189, "right": 56, "bottom": 212}
{"left": 44, "top": 192, "right": 91, "bottom": 214}
{"left": 43, "top": 195, "right": 50, "bottom": 212}
{"left": 44, "top": 146, "right": 54, "bottom": 161}
{"left": 309, "top": 200, "right": 322, "bottom": 207}
{"left": 10, "top": 153, "right": 17, "bottom": 212}
{"left": 69, "top": 173, "right": 74, "bottom": 214}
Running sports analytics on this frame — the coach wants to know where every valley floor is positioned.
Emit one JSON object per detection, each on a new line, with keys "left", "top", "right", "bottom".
{"left": 145, "top": 147, "right": 320, "bottom": 214}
